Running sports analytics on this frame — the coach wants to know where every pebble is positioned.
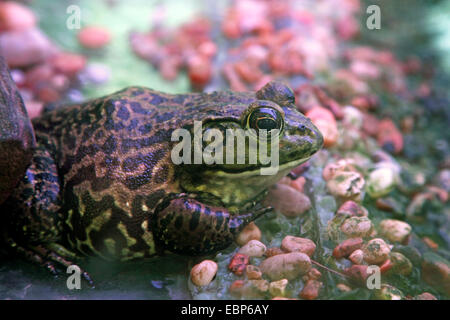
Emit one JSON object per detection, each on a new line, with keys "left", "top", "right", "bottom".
{"left": 0, "top": 2, "right": 36, "bottom": 32}
{"left": 304, "top": 268, "right": 322, "bottom": 281}
{"left": 336, "top": 283, "right": 352, "bottom": 292}
{"left": 236, "top": 222, "right": 261, "bottom": 246}
{"left": 289, "top": 162, "right": 311, "bottom": 179}
{"left": 24, "top": 64, "right": 53, "bottom": 87}
{"left": 78, "top": 26, "right": 111, "bottom": 49}
{"left": 336, "top": 200, "right": 368, "bottom": 217}
{"left": 51, "top": 52, "right": 87, "bottom": 76}
{"left": 290, "top": 176, "right": 306, "bottom": 193}
{"left": 229, "top": 280, "right": 245, "bottom": 296}
{"left": 337, "top": 126, "right": 361, "bottom": 150}
{"left": 340, "top": 216, "right": 373, "bottom": 238}
{"left": 265, "top": 247, "right": 284, "bottom": 258}
{"left": 348, "top": 249, "right": 364, "bottom": 264}
{"left": 248, "top": 280, "right": 270, "bottom": 294}
{"left": 332, "top": 237, "right": 364, "bottom": 259}
{"left": 0, "top": 28, "right": 56, "bottom": 68}
{"left": 363, "top": 238, "right": 391, "bottom": 265}
{"left": 234, "top": 60, "right": 263, "bottom": 84}
{"left": 78, "top": 63, "right": 111, "bottom": 85}
{"left": 188, "top": 55, "right": 212, "bottom": 89}
{"left": 322, "top": 159, "right": 358, "bottom": 181}
{"left": 259, "top": 252, "right": 311, "bottom": 281}
{"left": 375, "top": 197, "right": 402, "bottom": 213}
{"left": 265, "top": 183, "right": 311, "bottom": 217}
{"left": 379, "top": 259, "right": 393, "bottom": 274}
{"left": 281, "top": 236, "right": 316, "bottom": 257}
{"left": 377, "top": 119, "right": 403, "bottom": 154}
{"left": 24, "top": 100, "right": 44, "bottom": 119}
{"left": 306, "top": 107, "right": 339, "bottom": 147}
{"left": 422, "top": 236, "right": 438, "bottom": 250}
{"left": 374, "top": 284, "right": 404, "bottom": 300}
{"left": 392, "top": 246, "right": 421, "bottom": 268}
{"left": 190, "top": 260, "right": 218, "bottom": 287}
{"left": 326, "top": 170, "right": 365, "bottom": 202}
{"left": 366, "top": 167, "right": 397, "bottom": 198}
{"left": 230, "top": 279, "right": 269, "bottom": 298}
{"left": 344, "top": 265, "right": 369, "bottom": 285}
{"left": 269, "top": 279, "right": 288, "bottom": 297}
{"left": 36, "top": 84, "right": 60, "bottom": 103}
{"left": 388, "top": 252, "right": 412, "bottom": 276}
{"left": 299, "top": 279, "right": 322, "bottom": 300}
{"left": 351, "top": 94, "right": 378, "bottom": 111}
{"left": 10, "top": 69, "right": 25, "bottom": 86}
{"left": 238, "top": 240, "right": 266, "bottom": 257}
{"left": 378, "top": 219, "right": 412, "bottom": 243}
{"left": 245, "top": 265, "right": 262, "bottom": 280}
{"left": 342, "top": 105, "right": 363, "bottom": 129}
{"left": 362, "top": 113, "right": 380, "bottom": 136}
{"left": 413, "top": 292, "right": 437, "bottom": 300}
{"left": 228, "top": 253, "right": 249, "bottom": 276}
{"left": 421, "top": 252, "right": 450, "bottom": 296}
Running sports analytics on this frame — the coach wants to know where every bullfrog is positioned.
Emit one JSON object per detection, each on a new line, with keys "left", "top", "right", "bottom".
{"left": 0, "top": 58, "right": 323, "bottom": 285}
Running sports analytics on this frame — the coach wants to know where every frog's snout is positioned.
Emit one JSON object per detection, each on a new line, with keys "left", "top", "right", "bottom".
{"left": 309, "top": 124, "right": 324, "bottom": 154}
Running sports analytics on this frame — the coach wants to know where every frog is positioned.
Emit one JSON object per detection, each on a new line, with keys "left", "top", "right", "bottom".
{"left": 0, "top": 58, "right": 323, "bottom": 285}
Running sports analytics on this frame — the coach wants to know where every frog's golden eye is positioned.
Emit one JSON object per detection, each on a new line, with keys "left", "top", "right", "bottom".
{"left": 247, "top": 107, "right": 284, "bottom": 133}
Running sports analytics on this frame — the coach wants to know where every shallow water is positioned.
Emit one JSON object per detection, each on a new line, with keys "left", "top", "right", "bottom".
{"left": 0, "top": 255, "right": 192, "bottom": 299}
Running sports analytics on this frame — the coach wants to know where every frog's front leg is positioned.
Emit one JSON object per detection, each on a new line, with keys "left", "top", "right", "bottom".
{"left": 1, "top": 144, "right": 95, "bottom": 287}
{"left": 152, "top": 194, "right": 271, "bottom": 255}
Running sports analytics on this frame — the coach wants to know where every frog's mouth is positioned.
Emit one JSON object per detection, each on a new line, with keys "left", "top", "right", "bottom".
{"left": 213, "top": 156, "right": 311, "bottom": 178}
{"left": 187, "top": 156, "right": 312, "bottom": 208}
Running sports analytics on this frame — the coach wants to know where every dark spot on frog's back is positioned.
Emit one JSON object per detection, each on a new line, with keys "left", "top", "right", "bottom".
{"left": 130, "top": 101, "right": 150, "bottom": 115}
{"left": 138, "top": 123, "right": 153, "bottom": 135}
{"left": 155, "top": 112, "right": 175, "bottom": 123}
{"left": 120, "top": 129, "right": 173, "bottom": 154}
{"left": 124, "top": 148, "right": 166, "bottom": 190}
{"left": 117, "top": 105, "right": 130, "bottom": 120}
{"left": 126, "top": 119, "right": 139, "bottom": 132}
{"left": 121, "top": 156, "right": 140, "bottom": 172}
{"left": 150, "top": 94, "right": 168, "bottom": 105}
{"left": 101, "top": 135, "right": 117, "bottom": 154}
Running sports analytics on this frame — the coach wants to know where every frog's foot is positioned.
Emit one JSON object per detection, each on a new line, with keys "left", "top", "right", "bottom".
{"left": 5, "top": 237, "right": 95, "bottom": 288}
{"left": 152, "top": 195, "right": 272, "bottom": 255}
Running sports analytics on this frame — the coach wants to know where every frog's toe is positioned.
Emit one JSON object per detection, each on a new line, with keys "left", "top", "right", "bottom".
{"left": 5, "top": 237, "right": 95, "bottom": 288}
{"left": 33, "top": 244, "right": 95, "bottom": 288}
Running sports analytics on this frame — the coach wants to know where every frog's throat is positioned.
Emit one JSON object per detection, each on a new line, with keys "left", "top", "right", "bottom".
{"left": 213, "top": 156, "right": 311, "bottom": 179}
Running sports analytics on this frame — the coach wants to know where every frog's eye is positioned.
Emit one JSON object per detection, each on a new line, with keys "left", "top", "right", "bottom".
{"left": 247, "top": 107, "right": 284, "bottom": 133}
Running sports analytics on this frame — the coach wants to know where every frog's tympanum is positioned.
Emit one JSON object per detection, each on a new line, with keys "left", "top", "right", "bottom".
{"left": 0, "top": 58, "right": 323, "bottom": 284}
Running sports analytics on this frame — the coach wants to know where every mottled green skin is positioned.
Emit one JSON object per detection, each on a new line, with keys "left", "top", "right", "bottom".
{"left": 1, "top": 80, "right": 323, "bottom": 266}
